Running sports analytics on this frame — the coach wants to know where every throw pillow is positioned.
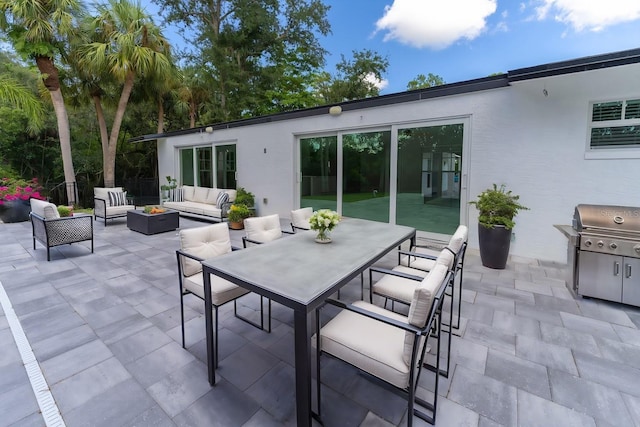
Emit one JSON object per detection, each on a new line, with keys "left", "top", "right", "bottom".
{"left": 172, "top": 188, "right": 184, "bottom": 202}
{"left": 216, "top": 191, "right": 229, "bottom": 209}
{"left": 108, "top": 191, "right": 127, "bottom": 207}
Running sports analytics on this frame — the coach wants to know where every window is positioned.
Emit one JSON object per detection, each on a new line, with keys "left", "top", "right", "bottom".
{"left": 589, "top": 99, "right": 640, "bottom": 149}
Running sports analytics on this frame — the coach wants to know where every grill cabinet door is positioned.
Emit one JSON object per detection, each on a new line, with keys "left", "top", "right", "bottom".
{"left": 577, "top": 251, "right": 623, "bottom": 303}
{"left": 622, "top": 257, "right": 640, "bottom": 306}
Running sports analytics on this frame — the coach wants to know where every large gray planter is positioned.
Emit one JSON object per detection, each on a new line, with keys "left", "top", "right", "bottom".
{"left": 478, "top": 224, "right": 512, "bottom": 269}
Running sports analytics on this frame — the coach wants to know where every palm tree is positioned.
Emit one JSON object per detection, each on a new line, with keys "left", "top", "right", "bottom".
{"left": 0, "top": 0, "right": 83, "bottom": 204}
{"left": 0, "top": 74, "right": 44, "bottom": 131}
{"left": 76, "top": 0, "right": 173, "bottom": 187}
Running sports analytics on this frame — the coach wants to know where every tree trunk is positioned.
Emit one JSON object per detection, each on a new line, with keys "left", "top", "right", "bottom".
{"left": 36, "top": 56, "right": 76, "bottom": 205}
{"left": 157, "top": 97, "right": 164, "bottom": 134}
{"left": 92, "top": 94, "right": 109, "bottom": 168}
{"left": 104, "top": 71, "right": 136, "bottom": 188}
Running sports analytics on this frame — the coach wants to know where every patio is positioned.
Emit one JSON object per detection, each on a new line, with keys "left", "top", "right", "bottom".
{"left": 1, "top": 216, "right": 640, "bottom": 427}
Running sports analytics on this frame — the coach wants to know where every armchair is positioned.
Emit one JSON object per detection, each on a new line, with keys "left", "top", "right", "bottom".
{"left": 30, "top": 199, "right": 93, "bottom": 261}
{"left": 316, "top": 263, "right": 451, "bottom": 426}
{"left": 93, "top": 187, "right": 135, "bottom": 226}
{"left": 176, "top": 223, "right": 271, "bottom": 371}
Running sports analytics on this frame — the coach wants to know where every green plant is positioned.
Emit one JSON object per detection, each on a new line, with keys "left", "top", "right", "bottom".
{"left": 470, "top": 184, "right": 528, "bottom": 230}
{"left": 227, "top": 204, "right": 251, "bottom": 222}
{"left": 57, "top": 205, "right": 73, "bottom": 217}
{"left": 235, "top": 187, "right": 255, "bottom": 208}
{"left": 161, "top": 176, "right": 177, "bottom": 191}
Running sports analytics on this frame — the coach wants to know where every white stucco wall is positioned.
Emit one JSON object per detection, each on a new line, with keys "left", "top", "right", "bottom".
{"left": 157, "top": 62, "right": 640, "bottom": 264}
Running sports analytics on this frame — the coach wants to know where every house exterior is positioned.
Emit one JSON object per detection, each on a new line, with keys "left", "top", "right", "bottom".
{"left": 132, "top": 48, "right": 640, "bottom": 264}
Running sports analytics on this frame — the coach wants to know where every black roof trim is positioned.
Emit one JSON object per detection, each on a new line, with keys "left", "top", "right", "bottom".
{"left": 508, "top": 47, "right": 640, "bottom": 82}
{"left": 130, "top": 47, "right": 640, "bottom": 143}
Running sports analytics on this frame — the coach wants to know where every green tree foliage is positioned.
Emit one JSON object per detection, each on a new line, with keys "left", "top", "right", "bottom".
{"left": 0, "top": 0, "right": 84, "bottom": 203}
{"left": 312, "top": 49, "right": 389, "bottom": 104}
{"left": 406, "top": 73, "right": 445, "bottom": 90}
{"left": 156, "top": 0, "right": 330, "bottom": 122}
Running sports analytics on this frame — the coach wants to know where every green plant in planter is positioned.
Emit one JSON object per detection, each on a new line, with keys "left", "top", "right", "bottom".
{"left": 57, "top": 205, "right": 73, "bottom": 217}
{"left": 227, "top": 204, "right": 251, "bottom": 223}
{"left": 235, "top": 187, "right": 255, "bottom": 208}
{"left": 160, "top": 176, "right": 177, "bottom": 192}
{"left": 470, "top": 184, "right": 528, "bottom": 230}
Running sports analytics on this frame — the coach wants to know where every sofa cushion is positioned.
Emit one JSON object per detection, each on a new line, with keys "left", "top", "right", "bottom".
{"left": 205, "top": 188, "right": 220, "bottom": 205}
{"left": 224, "top": 189, "right": 237, "bottom": 203}
{"left": 105, "top": 205, "right": 135, "bottom": 215}
{"left": 108, "top": 191, "right": 127, "bottom": 206}
{"left": 182, "top": 185, "right": 195, "bottom": 201}
{"left": 216, "top": 192, "right": 229, "bottom": 209}
{"left": 192, "top": 186, "right": 209, "bottom": 203}
{"left": 30, "top": 198, "right": 60, "bottom": 219}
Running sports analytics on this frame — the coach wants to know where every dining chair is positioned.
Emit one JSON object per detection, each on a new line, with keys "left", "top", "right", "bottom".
{"left": 290, "top": 207, "right": 313, "bottom": 232}
{"left": 398, "top": 225, "right": 468, "bottom": 331}
{"left": 370, "top": 249, "right": 456, "bottom": 377}
{"left": 242, "top": 214, "right": 294, "bottom": 247}
{"left": 176, "top": 223, "right": 271, "bottom": 369}
{"left": 315, "top": 263, "right": 451, "bottom": 426}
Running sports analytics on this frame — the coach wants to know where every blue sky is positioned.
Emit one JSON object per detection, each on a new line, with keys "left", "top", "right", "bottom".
{"left": 147, "top": 0, "right": 640, "bottom": 95}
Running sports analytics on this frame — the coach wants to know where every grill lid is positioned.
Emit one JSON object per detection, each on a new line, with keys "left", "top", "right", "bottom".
{"left": 574, "top": 204, "right": 640, "bottom": 234}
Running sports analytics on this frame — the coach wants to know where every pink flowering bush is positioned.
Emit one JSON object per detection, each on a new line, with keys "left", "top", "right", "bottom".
{"left": 0, "top": 177, "right": 46, "bottom": 205}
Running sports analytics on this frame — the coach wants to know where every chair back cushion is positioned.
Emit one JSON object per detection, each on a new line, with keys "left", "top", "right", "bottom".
{"left": 94, "top": 187, "right": 124, "bottom": 206}
{"left": 244, "top": 214, "right": 282, "bottom": 243}
{"left": 179, "top": 223, "right": 232, "bottom": 277}
{"left": 291, "top": 207, "right": 313, "bottom": 230}
{"left": 447, "top": 225, "right": 468, "bottom": 254}
{"left": 30, "top": 198, "right": 60, "bottom": 219}
{"left": 402, "top": 263, "right": 448, "bottom": 365}
{"left": 435, "top": 248, "right": 455, "bottom": 270}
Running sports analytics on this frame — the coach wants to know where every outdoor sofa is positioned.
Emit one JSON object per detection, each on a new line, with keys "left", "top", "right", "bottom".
{"left": 163, "top": 185, "right": 237, "bottom": 222}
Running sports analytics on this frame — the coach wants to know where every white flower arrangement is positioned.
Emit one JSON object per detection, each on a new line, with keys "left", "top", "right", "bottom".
{"left": 309, "top": 209, "right": 340, "bottom": 241}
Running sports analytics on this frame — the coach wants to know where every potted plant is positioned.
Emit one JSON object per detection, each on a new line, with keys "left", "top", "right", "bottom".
{"left": 160, "top": 176, "right": 177, "bottom": 200}
{"left": 470, "top": 184, "right": 528, "bottom": 269}
{"left": 235, "top": 187, "right": 255, "bottom": 211}
{"left": 227, "top": 203, "right": 251, "bottom": 230}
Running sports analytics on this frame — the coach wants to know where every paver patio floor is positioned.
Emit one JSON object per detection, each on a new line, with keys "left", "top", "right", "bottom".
{"left": 1, "top": 216, "right": 640, "bottom": 426}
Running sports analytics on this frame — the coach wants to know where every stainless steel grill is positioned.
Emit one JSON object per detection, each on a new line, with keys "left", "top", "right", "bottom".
{"left": 571, "top": 204, "right": 640, "bottom": 306}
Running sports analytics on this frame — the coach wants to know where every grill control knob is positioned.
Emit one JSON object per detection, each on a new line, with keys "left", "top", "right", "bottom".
{"left": 635, "top": 244, "right": 640, "bottom": 254}
{"left": 584, "top": 240, "right": 592, "bottom": 247}
{"left": 597, "top": 241, "right": 604, "bottom": 248}
{"left": 610, "top": 242, "right": 618, "bottom": 250}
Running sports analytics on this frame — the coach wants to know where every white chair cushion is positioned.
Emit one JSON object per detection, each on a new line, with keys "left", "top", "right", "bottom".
{"left": 403, "top": 263, "right": 448, "bottom": 365}
{"left": 449, "top": 225, "right": 468, "bottom": 254}
{"left": 30, "top": 198, "right": 60, "bottom": 219}
{"left": 291, "top": 207, "right": 312, "bottom": 230}
{"left": 179, "top": 223, "right": 232, "bottom": 277}
{"left": 372, "top": 271, "right": 422, "bottom": 304}
{"left": 183, "top": 272, "right": 249, "bottom": 305}
{"left": 94, "top": 187, "right": 124, "bottom": 206}
{"left": 105, "top": 205, "right": 135, "bottom": 215}
{"left": 319, "top": 300, "right": 410, "bottom": 389}
{"left": 244, "top": 214, "right": 282, "bottom": 243}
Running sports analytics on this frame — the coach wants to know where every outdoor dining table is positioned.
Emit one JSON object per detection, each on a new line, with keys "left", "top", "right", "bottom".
{"left": 202, "top": 217, "right": 416, "bottom": 427}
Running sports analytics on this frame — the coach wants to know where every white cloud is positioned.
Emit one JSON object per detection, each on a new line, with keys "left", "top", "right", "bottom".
{"left": 534, "top": 0, "right": 640, "bottom": 31}
{"left": 375, "top": 0, "right": 497, "bottom": 49}
{"left": 364, "top": 72, "right": 389, "bottom": 90}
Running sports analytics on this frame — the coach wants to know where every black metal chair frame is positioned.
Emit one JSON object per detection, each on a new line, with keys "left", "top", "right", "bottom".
{"left": 30, "top": 212, "right": 94, "bottom": 261}
{"left": 315, "top": 270, "right": 451, "bottom": 426}
{"left": 241, "top": 229, "right": 295, "bottom": 247}
{"left": 175, "top": 248, "right": 271, "bottom": 367}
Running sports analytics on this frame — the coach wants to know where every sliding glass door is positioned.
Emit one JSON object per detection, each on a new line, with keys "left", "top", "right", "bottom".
{"left": 300, "top": 136, "right": 337, "bottom": 210}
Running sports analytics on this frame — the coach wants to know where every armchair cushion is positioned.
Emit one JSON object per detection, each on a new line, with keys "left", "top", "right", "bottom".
{"left": 179, "top": 223, "right": 232, "bottom": 276}
{"left": 94, "top": 187, "right": 124, "bottom": 206}
{"left": 108, "top": 191, "right": 127, "bottom": 206}
{"left": 30, "top": 198, "right": 60, "bottom": 219}
{"left": 244, "top": 214, "right": 282, "bottom": 243}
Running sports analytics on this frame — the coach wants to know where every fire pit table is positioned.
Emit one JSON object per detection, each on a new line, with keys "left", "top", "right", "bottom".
{"left": 127, "top": 209, "right": 179, "bottom": 235}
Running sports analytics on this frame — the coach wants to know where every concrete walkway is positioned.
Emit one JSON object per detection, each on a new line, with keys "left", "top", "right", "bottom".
{"left": 1, "top": 216, "right": 640, "bottom": 426}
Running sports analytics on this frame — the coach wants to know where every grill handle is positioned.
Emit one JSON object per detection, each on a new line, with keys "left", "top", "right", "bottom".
{"left": 614, "top": 262, "right": 620, "bottom": 276}
{"left": 626, "top": 263, "right": 632, "bottom": 279}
